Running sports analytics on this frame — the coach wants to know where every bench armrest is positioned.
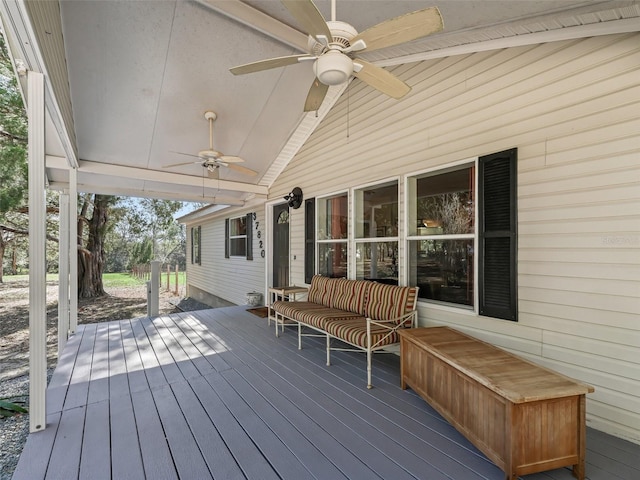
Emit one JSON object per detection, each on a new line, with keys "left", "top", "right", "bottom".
{"left": 367, "top": 311, "right": 416, "bottom": 330}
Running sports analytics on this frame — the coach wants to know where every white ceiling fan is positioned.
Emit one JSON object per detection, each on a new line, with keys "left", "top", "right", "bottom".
{"left": 230, "top": 0, "right": 443, "bottom": 112}
{"left": 163, "top": 111, "right": 258, "bottom": 177}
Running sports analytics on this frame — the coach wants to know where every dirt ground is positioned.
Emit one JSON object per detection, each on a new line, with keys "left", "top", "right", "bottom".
{"left": 0, "top": 279, "right": 181, "bottom": 382}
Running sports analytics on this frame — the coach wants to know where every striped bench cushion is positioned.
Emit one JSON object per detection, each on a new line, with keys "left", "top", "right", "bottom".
{"left": 272, "top": 302, "right": 361, "bottom": 330}
{"left": 272, "top": 301, "right": 325, "bottom": 319}
{"left": 329, "top": 278, "right": 370, "bottom": 316}
{"left": 366, "top": 283, "right": 418, "bottom": 324}
{"left": 324, "top": 318, "right": 399, "bottom": 349}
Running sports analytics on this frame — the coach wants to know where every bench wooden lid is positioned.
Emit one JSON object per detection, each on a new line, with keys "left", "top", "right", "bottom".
{"left": 399, "top": 326, "right": 594, "bottom": 403}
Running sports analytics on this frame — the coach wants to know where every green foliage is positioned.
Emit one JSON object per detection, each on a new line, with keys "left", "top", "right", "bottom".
{"left": 0, "top": 398, "right": 28, "bottom": 418}
{"left": 129, "top": 237, "right": 153, "bottom": 267}
{"left": 0, "top": 33, "right": 28, "bottom": 214}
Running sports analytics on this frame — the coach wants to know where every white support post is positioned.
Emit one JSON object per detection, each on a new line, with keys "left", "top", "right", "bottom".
{"left": 58, "top": 192, "right": 70, "bottom": 357}
{"left": 69, "top": 167, "right": 78, "bottom": 333}
{"left": 28, "top": 71, "right": 46, "bottom": 432}
{"left": 150, "top": 260, "right": 161, "bottom": 317}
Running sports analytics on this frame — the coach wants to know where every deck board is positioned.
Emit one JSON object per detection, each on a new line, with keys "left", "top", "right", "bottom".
{"left": 79, "top": 400, "right": 111, "bottom": 480}
{"left": 14, "top": 306, "right": 640, "bottom": 480}
{"left": 212, "top": 308, "right": 488, "bottom": 480}
{"left": 119, "top": 319, "right": 150, "bottom": 393}
{"left": 87, "top": 323, "right": 110, "bottom": 405}
{"left": 109, "top": 387, "right": 145, "bottom": 480}
{"left": 46, "top": 406, "right": 84, "bottom": 479}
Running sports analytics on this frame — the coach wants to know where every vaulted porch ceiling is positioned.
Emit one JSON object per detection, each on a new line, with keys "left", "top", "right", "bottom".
{"left": 2, "top": 0, "right": 639, "bottom": 205}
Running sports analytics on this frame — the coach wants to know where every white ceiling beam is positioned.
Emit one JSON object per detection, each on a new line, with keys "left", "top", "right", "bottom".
{"left": 48, "top": 181, "right": 251, "bottom": 206}
{"left": 46, "top": 156, "right": 269, "bottom": 195}
{"left": 195, "top": 0, "right": 309, "bottom": 52}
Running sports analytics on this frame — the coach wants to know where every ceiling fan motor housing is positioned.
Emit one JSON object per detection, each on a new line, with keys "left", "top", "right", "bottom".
{"left": 311, "top": 21, "right": 358, "bottom": 86}
{"left": 314, "top": 50, "right": 353, "bottom": 85}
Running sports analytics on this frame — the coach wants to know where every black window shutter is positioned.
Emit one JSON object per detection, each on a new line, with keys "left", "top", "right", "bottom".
{"left": 246, "top": 213, "right": 253, "bottom": 260}
{"left": 197, "top": 226, "right": 201, "bottom": 264}
{"left": 224, "top": 219, "right": 229, "bottom": 259}
{"left": 304, "top": 198, "right": 316, "bottom": 284}
{"left": 479, "top": 148, "right": 517, "bottom": 321}
{"left": 190, "top": 227, "right": 194, "bottom": 264}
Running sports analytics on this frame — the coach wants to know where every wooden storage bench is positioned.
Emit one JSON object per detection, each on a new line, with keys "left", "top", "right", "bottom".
{"left": 398, "top": 326, "right": 594, "bottom": 480}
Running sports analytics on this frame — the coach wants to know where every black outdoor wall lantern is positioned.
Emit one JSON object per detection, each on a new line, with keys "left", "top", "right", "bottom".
{"left": 284, "top": 187, "right": 303, "bottom": 209}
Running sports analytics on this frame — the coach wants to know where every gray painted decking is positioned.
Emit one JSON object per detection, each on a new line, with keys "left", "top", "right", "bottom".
{"left": 13, "top": 306, "right": 639, "bottom": 480}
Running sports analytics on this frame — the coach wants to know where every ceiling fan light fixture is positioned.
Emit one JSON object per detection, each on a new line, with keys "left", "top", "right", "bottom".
{"left": 314, "top": 50, "right": 353, "bottom": 86}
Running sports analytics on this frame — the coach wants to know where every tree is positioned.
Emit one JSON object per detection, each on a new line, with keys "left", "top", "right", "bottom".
{"left": 117, "top": 197, "right": 184, "bottom": 267}
{"left": 77, "top": 194, "right": 117, "bottom": 298}
{"left": 0, "top": 32, "right": 28, "bottom": 282}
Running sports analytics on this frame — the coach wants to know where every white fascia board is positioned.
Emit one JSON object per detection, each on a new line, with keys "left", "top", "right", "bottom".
{"left": 178, "top": 194, "right": 266, "bottom": 224}
{"left": 177, "top": 204, "right": 231, "bottom": 224}
{"left": 376, "top": 17, "right": 640, "bottom": 68}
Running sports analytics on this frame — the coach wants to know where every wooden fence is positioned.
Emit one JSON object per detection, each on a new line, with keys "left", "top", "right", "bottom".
{"left": 132, "top": 264, "right": 184, "bottom": 296}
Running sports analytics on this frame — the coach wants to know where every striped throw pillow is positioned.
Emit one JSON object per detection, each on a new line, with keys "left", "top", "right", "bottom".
{"left": 366, "top": 283, "right": 418, "bottom": 323}
{"left": 329, "top": 279, "right": 370, "bottom": 316}
{"left": 307, "top": 275, "right": 335, "bottom": 307}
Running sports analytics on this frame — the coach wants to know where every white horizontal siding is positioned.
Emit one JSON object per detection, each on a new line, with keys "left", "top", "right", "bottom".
{"left": 185, "top": 207, "right": 265, "bottom": 306}
{"left": 268, "top": 33, "right": 640, "bottom": 443}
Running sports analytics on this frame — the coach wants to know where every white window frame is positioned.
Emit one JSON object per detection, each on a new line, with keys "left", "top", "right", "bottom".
{"left": 404, "top": 158, "right": 479, "bottom": 312}
{"left": 316, "top": 190, "right": 349, "bottom": 278}
{"left": 351, "top": 177, "right": 400, "bottom": 282}
{"left": 228, "top": 215, "right": 247, "bottom": 257}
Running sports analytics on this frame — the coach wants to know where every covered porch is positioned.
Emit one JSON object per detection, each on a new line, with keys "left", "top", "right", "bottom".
{"left": 12, "top": 306, "right": 639, "bottom": 480}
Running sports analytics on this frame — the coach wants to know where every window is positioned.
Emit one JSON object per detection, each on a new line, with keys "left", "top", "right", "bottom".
{"left": 407, "top": 166, "right": 475, "bottom": 306}
{"left": 316, "top": 192, "right": 348, "bottom": 278}
{"left": 191, "top": 226, "right": 201, "bottom": 265}
{"left": 407, "top": 149, "right": 517, "bottom": 320}
{"left": 354, "top": 181, "right": 398, "bottom": 284}
{"left": 225, "top": 213, "right": 253, "bottom": 260}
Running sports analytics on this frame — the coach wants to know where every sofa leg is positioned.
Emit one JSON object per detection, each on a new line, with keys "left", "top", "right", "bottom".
{"left": 298, "top": 323, "right": 302, "bottom": 350}
{"left": 367, "top": 320, "right": 372, "bottom": 389}
{"left": 326, "top": 335, "right": 331, "bottom": 366}
{"left": 367, "top": 348, "right": 373, "bottom": 389}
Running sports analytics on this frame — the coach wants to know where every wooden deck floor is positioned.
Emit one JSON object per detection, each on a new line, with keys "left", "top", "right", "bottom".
{"left": 13, "top": 306, "right": 640, "bottom": 480}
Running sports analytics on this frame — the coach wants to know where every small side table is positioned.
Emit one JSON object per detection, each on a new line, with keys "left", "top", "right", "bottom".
{"left": 268, "top": 286, "right": 308, "bottom": 336}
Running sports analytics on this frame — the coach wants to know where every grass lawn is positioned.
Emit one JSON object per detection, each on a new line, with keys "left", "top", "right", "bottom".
{"left": 2, "top": 271, "right": 186, "bottom": 288}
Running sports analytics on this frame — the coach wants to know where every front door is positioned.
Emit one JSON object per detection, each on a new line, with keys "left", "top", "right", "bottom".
{"left": 272, "top": 203, "right": 290, "bottom": 287}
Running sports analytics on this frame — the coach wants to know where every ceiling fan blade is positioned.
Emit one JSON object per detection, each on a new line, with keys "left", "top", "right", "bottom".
{"left": 219, "top": 155, "right": 245, "bottom": 164}
{"left": 351, "top": 7, "right": 443, "bottom": 53}
{"left": 226, "top": 163, "right": 258, "bottom": 176}
{"left": 162, "top": 159, "right": 201, "bottom": 168}
{"left": 304, "top": 79, "right": 329, "bottom": 112}
{"left": 281, "top": 0, "right": 332, "bottom": 42}
{"left": 352, "top": 59, "right": 410, "bottom": 99}
{"left": 230, "top": 54, "right": 311, "bottom": 75}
